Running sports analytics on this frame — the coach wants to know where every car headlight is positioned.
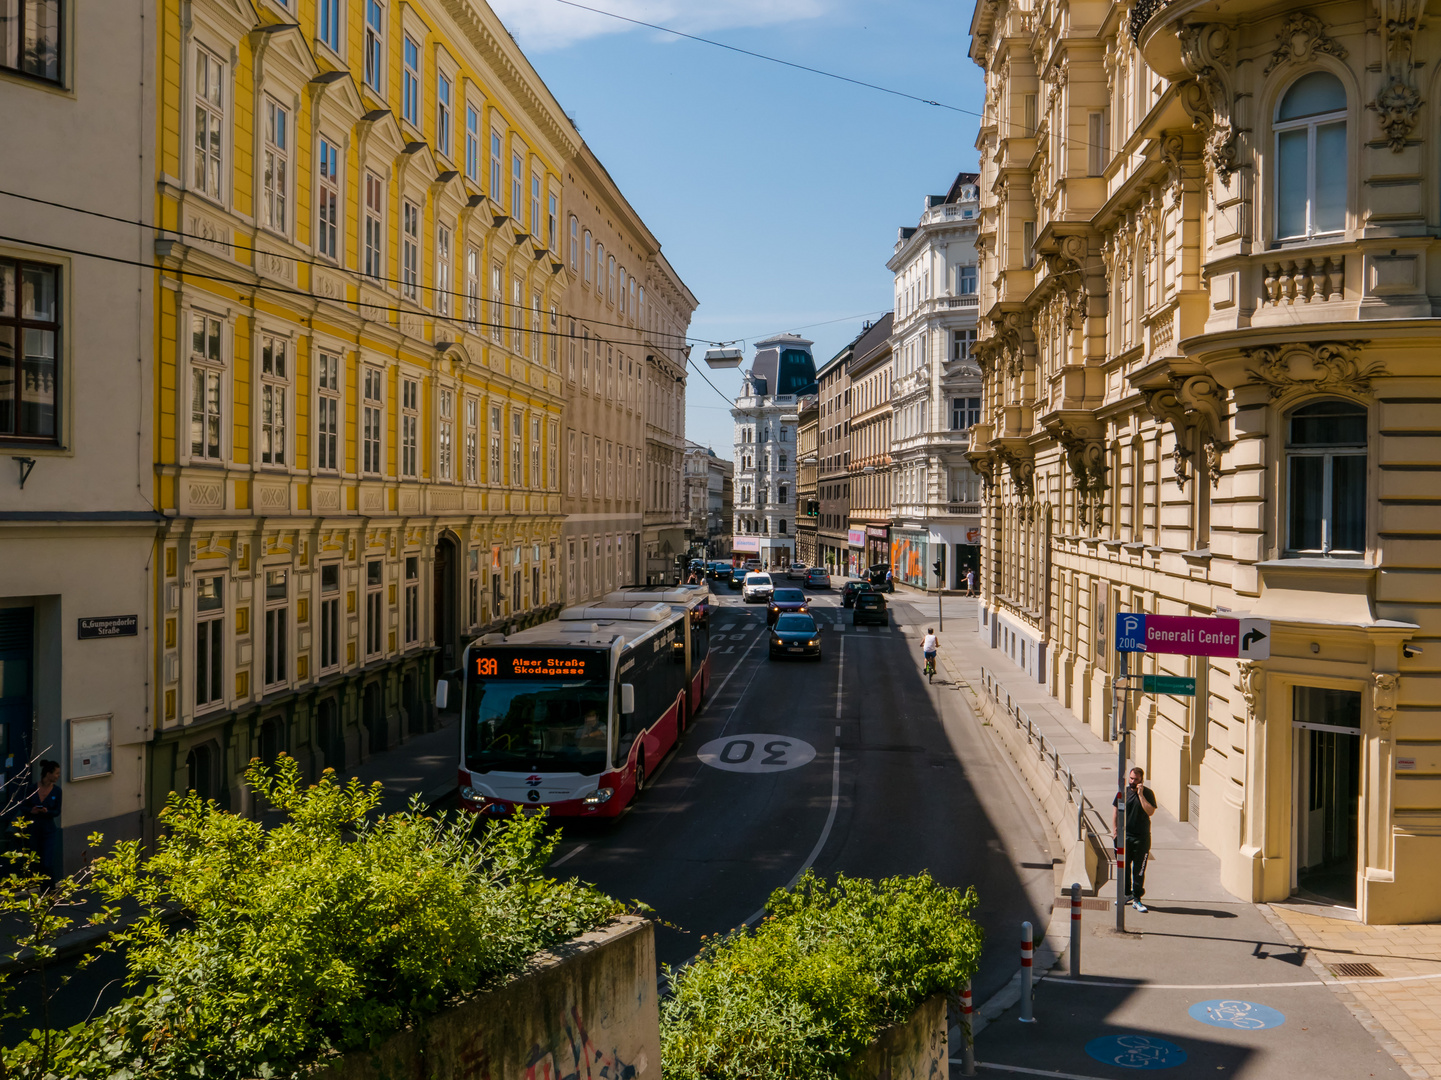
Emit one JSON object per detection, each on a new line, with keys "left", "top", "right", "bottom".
{"left": 460, "top": 785, "right": 478, "bottom": 802}
{"left": 583, "top": 788, "right": 615, "bottom": 805}
{"left": 808, "top": 639, "right": 819, "bottom": 646}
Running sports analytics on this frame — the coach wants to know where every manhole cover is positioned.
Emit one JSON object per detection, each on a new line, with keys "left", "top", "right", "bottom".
{"left": 1329, "top": 962, "right": 1384, "bottom": 978}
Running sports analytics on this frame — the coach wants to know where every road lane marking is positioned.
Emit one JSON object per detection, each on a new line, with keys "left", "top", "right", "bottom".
{"left": 960, "top": 1061, "right": 1122, "bottom": 1080}
{"left": 551, "top": 843, "right": 587, "bottom": 868}
{"left": 697, "top": 735, "right": 816, "bottom": 773}
{"left": 1049, "top": 972, "right": 1441, "bottom": 988}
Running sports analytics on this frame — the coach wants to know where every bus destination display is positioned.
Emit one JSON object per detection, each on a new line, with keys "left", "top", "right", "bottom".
{"left": 471, "top": 648, "right": 604, "bottom": 680}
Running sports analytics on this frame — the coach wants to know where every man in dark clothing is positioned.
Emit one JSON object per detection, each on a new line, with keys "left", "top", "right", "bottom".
{"left": 1113, "top": 766, "right": 1157, "bottom": 912}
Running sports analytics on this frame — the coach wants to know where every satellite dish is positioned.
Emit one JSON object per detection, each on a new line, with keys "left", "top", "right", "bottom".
{"left": 703, "top": 346, "right": 743, "bottom": 369}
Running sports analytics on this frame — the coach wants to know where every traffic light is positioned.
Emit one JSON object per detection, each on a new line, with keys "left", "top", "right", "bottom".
{"left": 933, "top": 549, "right": 946, "bottom": 582}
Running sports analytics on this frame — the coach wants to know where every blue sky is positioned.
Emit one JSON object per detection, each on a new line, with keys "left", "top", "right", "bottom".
{"left": 492, "top": 0, "right": 985, "bottom": 454}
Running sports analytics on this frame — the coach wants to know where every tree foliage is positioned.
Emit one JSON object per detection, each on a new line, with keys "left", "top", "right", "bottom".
{"left": 660, "top": 870, "right": 983, "bottom": 1080}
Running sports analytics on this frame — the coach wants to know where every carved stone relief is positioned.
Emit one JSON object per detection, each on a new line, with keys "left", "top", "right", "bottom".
{"left": 1371, "top": 0, "right": 1422, "bottom": 151}
{"left": 1264, "top": 11, "right": 1348, "bottom": 75}
{"left": 1373, "top": 672, "right": 1399, "bottom": 733}
{"left": 1243, "top": 341, "right": 1383, "bottom": 399}
{"left": 1178, "top": 23, "right": 1240, "bottom": 186}
{"left": 1238, "top": 661, "right": 1264, "bottom": 722}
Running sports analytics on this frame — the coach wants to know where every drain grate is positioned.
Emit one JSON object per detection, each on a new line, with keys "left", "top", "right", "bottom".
{"left": 1329, "top": 962, "right": 1384, "bottom": 978}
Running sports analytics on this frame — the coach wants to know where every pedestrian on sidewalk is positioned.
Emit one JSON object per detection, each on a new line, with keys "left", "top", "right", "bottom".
{"left": 965, "top": 568, "right": 976, "bottom": 597}
{"left": 1113, "top": 766, "right": 1156, "bottom": 912}
{"left": 22, "top": 759, "right": 63, "bottom": 886}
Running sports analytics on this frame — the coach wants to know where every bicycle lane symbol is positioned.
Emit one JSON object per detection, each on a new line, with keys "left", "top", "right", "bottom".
{"left": 1188, "top": 999, "right": 1286, "bottom": 1031}
{"left": 1084, "top": 1034, "right": 1188, "bottom": 1070}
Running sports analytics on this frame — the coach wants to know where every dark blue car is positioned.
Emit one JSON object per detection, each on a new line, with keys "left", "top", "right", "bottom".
{"left": 769, "top": 613, "right": 822, "bottom": 660}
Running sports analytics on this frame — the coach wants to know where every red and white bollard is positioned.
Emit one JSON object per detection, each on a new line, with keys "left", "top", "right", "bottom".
{"left": 960, "top": 979, "right": 975, "bottom": 1075}
{"left": 1020, "top": 921, "right": 1036, "bottom": 1023}
{"left": 1070, "top": 882, "right": 1083, "bottom": 977}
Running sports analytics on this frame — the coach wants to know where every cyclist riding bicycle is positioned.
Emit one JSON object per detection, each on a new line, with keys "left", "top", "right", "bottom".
{"left": 921, "top": 628, "right": 939, "bottom": 676}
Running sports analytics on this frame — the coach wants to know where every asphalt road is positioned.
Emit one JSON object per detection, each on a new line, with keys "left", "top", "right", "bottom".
{"left": 549, "top": 584, "right": 1057, "bottom": 1004}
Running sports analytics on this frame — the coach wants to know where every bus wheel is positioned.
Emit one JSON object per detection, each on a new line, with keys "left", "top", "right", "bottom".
{"left": 634, "top": 756, "right": 646, "bottom": 797}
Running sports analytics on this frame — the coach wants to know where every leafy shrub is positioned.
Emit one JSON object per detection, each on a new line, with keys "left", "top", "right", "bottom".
{"left": 2, "top": 757, "right": 621, "bottom": 1080}
{"left": 660, "top": 870, "right": 983, "bottom": 1080}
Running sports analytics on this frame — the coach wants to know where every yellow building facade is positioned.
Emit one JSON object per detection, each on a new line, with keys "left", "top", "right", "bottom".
{"left": 151, "top": 0, "right": 578, "bottom": 812}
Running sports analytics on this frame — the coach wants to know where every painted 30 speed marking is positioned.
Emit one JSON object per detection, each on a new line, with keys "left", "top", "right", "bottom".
{"left": 697, "top": 734, "right": 817, "bottom": 774}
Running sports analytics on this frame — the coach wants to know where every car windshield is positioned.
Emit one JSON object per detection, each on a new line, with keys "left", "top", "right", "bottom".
{"left": 773, "top": 589, "right": 805, "bottom": 603}
{"left": 465, "top": 679, "right": 611, "bottom": 775}
{"left": 746, "top": 574, "right": 772, "bottom": 586}
{"left": 775, "top": 614, "right": 816, "bottom": 633}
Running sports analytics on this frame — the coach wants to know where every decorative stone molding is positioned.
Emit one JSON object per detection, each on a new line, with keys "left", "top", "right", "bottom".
{"left": 1044, "top": 417, "right": 1108, "bottom": 529}
{"left": 1264, "top": 11, "right": 1348, "bottom": 75}
{"left": 995, "top": 445, "right": 1037, "bottom": 518}
{"left": 1370, "top": 0, "right": 1422, "bottom": 151}
{"left": 1243, "top": 341, "right": 1382, "bottom": 400}
{"left": 967, "top": 449, "right": 997, "bottom": 495}
{"left": 1373, "top": 672, "right": 1399, "bottom": 732}
{"left": 1160, "top": 134, "right": 1186, "bottom": 207}
{"left": 1178, "top": 23, "right": 1240, "bottom": 185}
{"left": 1238, "top": 661, "right": 1264, "bottom": 723}
{"left": 1137, "top": 369, "right": 1231, "bottom": 487}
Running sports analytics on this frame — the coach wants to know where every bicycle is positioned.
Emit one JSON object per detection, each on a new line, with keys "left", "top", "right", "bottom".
{"left": 924, "top": 652, "right": 936, "bottom": 683}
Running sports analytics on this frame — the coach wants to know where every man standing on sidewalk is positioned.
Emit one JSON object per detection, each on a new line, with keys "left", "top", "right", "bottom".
{"left": 1113, "top": 767, "right": 1157, "bottom": 912}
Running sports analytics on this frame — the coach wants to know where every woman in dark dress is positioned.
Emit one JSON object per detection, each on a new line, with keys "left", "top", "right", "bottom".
{"left": 21, "top": 760, "right": 62, "bottom": 886}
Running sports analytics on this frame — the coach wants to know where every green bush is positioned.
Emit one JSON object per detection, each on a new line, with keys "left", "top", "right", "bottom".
{"left": 2, "top": 757, "right": 621, "bottom": 1080}
{"left": 660, "top": 870, "right": 983, "bottom": 1080}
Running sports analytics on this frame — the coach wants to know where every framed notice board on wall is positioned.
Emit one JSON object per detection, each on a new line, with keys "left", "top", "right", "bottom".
{"left": 69, "top": 715, "right": 113, "bottom": 780}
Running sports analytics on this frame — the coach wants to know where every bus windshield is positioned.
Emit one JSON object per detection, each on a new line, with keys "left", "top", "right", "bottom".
{"left": 465, "top": 678, "right": 611, "bottom": 775}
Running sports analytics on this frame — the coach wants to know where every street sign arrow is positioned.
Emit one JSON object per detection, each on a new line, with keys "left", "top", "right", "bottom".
{"left": 1238, "top": 618, "right": 1271, "bottom": 660}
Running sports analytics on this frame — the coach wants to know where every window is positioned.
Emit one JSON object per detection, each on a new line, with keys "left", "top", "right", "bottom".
{"left": 465, "top": 105, "right": 479, "bottom": 182}
{"left": 549, "top": 305, "right": 558, "bottom": 369}
{"left": 489, "top": 403, "right": 501, "bottom": 482}
{"left": 569, "top": 217, "right": 579, "bottom": 270}
{"left": 512, "top": 276, "right": 523, "bottom": 353}
{"left": 195, "top": 575, "right": 225, "bottom": 710}
{"left": 1286, "top": 399, "right": 1366, "bottom": 555}
{"left": 629, "top": 278, "right": 637, "bottom": 319}
{"left": 193, "top": 48, "right": 225, "bottom": 199}
{"left": 1022, "top": 220, "right": 1035, "bottom": 267}
{"left": 465, "top": 246, "right": 479, "bottom": 327}
{"left": 435, "top": 224, "right": 451, "bottom": 316}
{"left": 511, "top": 152, "right": 523, "bottom": 219}
{"left": 952, "top": 328, "right": 977, "bottom": 361}
{"left": 404, "top": 556, "right": 419, "bottom": 645}
{"left": 438, "top": 387, "right": 453, "bottom": 481}
{"left": 1276, "top": 71, "right": 1347, "bottom": 239}
{"left": 437, "top": 73, "right": 452, "bottom": 158}
{"left": 490, "top": 127, "right": 502, "bottom": 202}
{"left": 366, "top": 559, "right": 384, "bottom": 656}
{"left": 464, "top": 396, "right": 478, "bottom": 483}
{"left": 958, "top": 265, "right": 977, "bottom": 294}
{"left": 262, "top": 99, "right": 289, "bottom": 233}
{"left": 595, "top": 242, "right": 604, "bottom": 294}
{"left": 363, "top": 0, "right": 383, "bottom": 91}
{"left": 317, "top": 137, "right": 339, "bottom": 259}
{"left": 402, "top": 35, "right": 420, "bottom": 127}
{"left": 606, "top": 441, "right": 613, "bottom": 497}
{"left": 318, "top": 0, "right": 341, "bottom": 53}
{"left": 189, "top": 312, "right": 223, "bottom": 460}
{"left": 263, "top": 569, "right": 288, "bottom": 688}
{"left": 531, "top": 291, "right": 541, "bottom": 360}
{"left": 364, "top": 172, "right": 383, "bottom": 280}
{"left": 568, "top": 430, "right": 577, "bottom": 494}
{"left": 607, "top": 255, "right": 616, "bottom": 304}
{"left": 260, "top": 334, "right": 288, "bottom": 465}
{"left": 1087, "top": 111, "right": 1109, "bottom": 176}
{"left": 400, "top": 377, "right": 418, "bottom": 477}
{"left": 511, "top": 410, "right": 522, "bottom": 485}
{"left": 581, "top": 328, "right": 590, "bottom": 390}
{"left": 584, "top": 231, "right": 593, "bottom": 284}
{"left": 951, "top": 396, "right": 981, "bottom": 431}
{"left": 1, "top": 0, "right": 60, "bottom": 82}
{"left": 316, "top": 350, "right": 340, "bottom": 470}
{"left": 548, "top": 420, "right": 558, "bottom": 490}
{"left": 581, "top": 433, "right": 591, "bottom": 496}
{"left": 401, "top": 200, "right": 419, "bottom": 300}
{"left": 779, "top": 452, "right": 787, "bottom": 470}
{"left": 489, "top": 263, "right": 502, "bottom": 342}
{"left": 362, "top": 366, "right": 382, "bottom": 473}
{"left": 779, "top": 483, "right": 788, "bottom": 504}
{"left": 319, "top": 564, "right": 340, "bottom": 671}
{"left": 531, "top": 173, "right": 541, "bottom": 236}
{"left": 532, "top": 416, "right": 541, "bottom": 487}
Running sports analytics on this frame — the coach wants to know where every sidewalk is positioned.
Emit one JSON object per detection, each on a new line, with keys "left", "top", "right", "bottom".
{"left": 924, "top": 596, "right": 1431, "bottom": 1079}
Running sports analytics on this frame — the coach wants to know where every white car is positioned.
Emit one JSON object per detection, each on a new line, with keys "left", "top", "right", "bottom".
{"left": 742, "top": 572, "right": 775, "bottom": 604}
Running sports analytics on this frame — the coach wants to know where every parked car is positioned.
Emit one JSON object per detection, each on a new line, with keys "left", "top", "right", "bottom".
{"left": 769, "top": 612, "right": 822, "bottom": 660}
{"left": 841, "top": 578, "right": 872, "bottom": 608}
{"left": 742, "top": 572, "right": 775, "bottom": 604}
{"left": 785, "top": 564, "right": 808, "bottom": 581}
{"left": 805, "top": 567, "right": 830, "bottom": 588}
{"left": 766, "top": 587, "right": 810, "bottom": 625}
{"left": 729, "top": 567, "right": 748, "bottom": 589}
{"left": 853, "top": 590, "right": 888, "bottom": 626}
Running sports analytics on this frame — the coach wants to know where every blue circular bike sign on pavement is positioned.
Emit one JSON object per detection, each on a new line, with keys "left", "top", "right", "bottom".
{"left": 1188, "top": 999, "right": 1287, "bottom": 1030}
{"left": 1085, "top": 1034, "right": 1188, "bottom": 1070}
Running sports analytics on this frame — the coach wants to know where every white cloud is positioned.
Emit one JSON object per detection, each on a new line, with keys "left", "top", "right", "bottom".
{"left": 488, "top": 0, "right": 832, "bottom": 52}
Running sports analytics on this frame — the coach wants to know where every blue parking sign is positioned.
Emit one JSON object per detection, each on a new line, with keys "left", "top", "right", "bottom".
{"left": 1115, "top": 612, "right": 1148, "bottom": 652}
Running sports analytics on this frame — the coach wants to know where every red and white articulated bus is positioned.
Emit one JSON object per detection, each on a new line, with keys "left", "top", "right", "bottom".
{"left": 450, "top": 587, "right": 710, "bottom": 818}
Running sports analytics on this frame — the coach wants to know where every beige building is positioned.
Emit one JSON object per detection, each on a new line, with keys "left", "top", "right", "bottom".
{"left": 642, "top": 259, "right": 695, "bottom": 583}
{"left": 0, "top": 0, "right": 155, "bottom": 865}
{"left": 796, "top": 398, "right": 820, "bottom": 567}
{"left": 969, "top": 0, "right": 1441, "bottom": 921}
{"left": 847, "top": 314, "right": 895, "bottom": 574}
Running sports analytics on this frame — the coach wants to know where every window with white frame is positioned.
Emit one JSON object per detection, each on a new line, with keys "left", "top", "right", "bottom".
{"left": 318, "top": 0, "right": 342, "bottom": 53}
{"left": 531, "top": 416, "right": 541, "bottom": 487}
{"left": 489, "top": 403, "right": 502, "bottom": 482}
{"left": 530, "top": 173, "right": 541, "bottom": 236}
{"left": 511, "top": 410, "right": 522, "bottom": 485}
{"left": 511, "top": 152, "right": 523, "bottom": 220}
{"left": 606, "top": 345, "right": 614, "bottom": 400}
{"left": 950, "top": 396, "right": 981, "bottom": 431}
{"left": 584, "top": 230, "right": 593, "bottom": 284}
{"left": 317, "top": 137, "right": 339, "bottom": 259}
{"left": 581, "top": 328, "right": 590, "bottom": 390}
{"left": 548, "top": 420, "right": 558, "bottom": 490}
{"left": 401, "top": 200, "right": 419, "bottom": 300}
{"left": 618, "top": 267, "right": 627, "bottom": 314}
{"left": 438, "top": 387, "right": 453, "bottom": 481}
{"left": 404, "top": 556, "right": 420, "bottom": 645}
{"left": 629, "top": 278, "right": 636, "bottom": 319}
{"left": 1275, "top": 71, "right": 1347, "bottom": 240}
{"left": 549, "top": 305, "right": 558, "bottom": 369}
{"left": 465, "top": 246, "right": 479, "bottom": 327}
{"left": 195, "top": 575, "right": 225, "bottom": 710}
{"left": 595, "top": 241, "right": 604, "bottom": 293}
{"left": 464, "top": 396, "right": 478, "bottom": 483}
{"left": 316, "top": 350, "right": 340, "bottom": 470}
{"left": 567, "top": 431, "right": 576, "bottom": 494}
{"left": 400, "top": 377, "right": 418, "bottom": 477}
{"left": 569, "top": 217, "right": 579, "bottom": 269}
{"left": 489, "top": 263, "right": 502, "bottom": 342}
{"left": 262, "top": 99, "right": 289, "bottom": 233}
{"left": 319, "top": 563, "right": 340, "bottom": 671}
{"left": 512, "top": 276, "right": 523, "bottom": 353}
{"left": 607, "top": 255, "right": 616, "bottom": 304}
{"left": 581, "top": 433, "right": 590, "bottom": 496}
{"left": 490, "top": 126, "right": 502, "bottom": 201}
{"left": 362, "top": 366, "right": 383, "bottom": 474}
{"left": 548, "top": 194, "right": 557, "bottom": 251}
{"left": 1286, "top": 399, "right": 1366, "bottom": 556}
{"left": 402, "top": 35, "right": 420, "bottom": 127}
{"left": 364, "top": 172, "right": 383, "bottom": 280}
{"left": 594, "top": 439, "right": 602, "bottom": 499}
{"left": 957, "top": 265, "right": 977, "bottom": 294}
{"left": 606, "top": 441, "right": 614, "bottom": 498}
{"left": 952, "top": 328, "right": 976, "bottom": 361}
{"left": 437, "top": 73, "right": 452, "bottom": 158}
{"left": 363, "top": 0, "right": 384, "bottom": 91}
{"left": 365, "top": 559, "right": 384, "bottom": 655}
{"left": 465, "top": 105, "right": 479, "bottom": 182}
{"left": 263, "top": 569, "right": 289, "bottom": 688}
{"left": 193, "top": 47, "right": 225, "bottom": 200}
{"left": 1, "top": 0, "right": 61, "bottom": 82}
{"left": 530, "top": 291, "right": 541, "bottom": 360}
{"left": 435, "top": 223, "right": 451, "bottom": 317}
{"left": 189, "top": 312, "right": 223, "bottom": 461}
{"left": 260, "top": 334, "right": 288, "bottom": 465}
{"left": 567, "top": 319, "right": 577, "bottom": 382}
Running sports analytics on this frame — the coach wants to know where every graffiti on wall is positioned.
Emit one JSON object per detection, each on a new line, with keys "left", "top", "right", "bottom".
{"left": 454, "top": 1005, "right": 645, "bottom": 1080}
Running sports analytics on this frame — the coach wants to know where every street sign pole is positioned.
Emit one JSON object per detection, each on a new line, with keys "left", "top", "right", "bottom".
{"left": 1114, "top": 649, "right": 1127, "bottom": 933}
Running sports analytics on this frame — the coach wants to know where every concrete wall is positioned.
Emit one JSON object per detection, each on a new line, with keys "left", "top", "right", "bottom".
{"left": 317, "top": 916, "right": 658, "bottom": 1080}
{"left": 846, "top": 995, "right": 948, "bottom": 1080}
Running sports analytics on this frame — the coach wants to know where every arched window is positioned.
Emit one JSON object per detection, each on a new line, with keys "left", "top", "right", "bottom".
{"left": 1275, "top": 71, "right": 1347, "bottom": 239}
{"left": 1286, "top": 399, "right": 1366, "bottom": 555}
{"left": 185, "top": 744, "right": 214, "bottom": 801}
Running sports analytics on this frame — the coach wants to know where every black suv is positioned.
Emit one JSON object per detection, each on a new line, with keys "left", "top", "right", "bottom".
{"left": 841, "top": 578, "right": 872, "bottom": 608}
{"left": 853, "top": 591, "right": 888, "bottom": 626}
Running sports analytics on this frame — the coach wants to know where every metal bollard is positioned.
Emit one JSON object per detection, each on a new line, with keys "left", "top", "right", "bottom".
{"left": 1069, "top": 882, "right": 1082, "bottom": 977}
{"left": 1019, "top": 921, "right": 1036, "bottom": 1022}
{"left": 960, "top": 979, "right": 976, "bottom": 1075}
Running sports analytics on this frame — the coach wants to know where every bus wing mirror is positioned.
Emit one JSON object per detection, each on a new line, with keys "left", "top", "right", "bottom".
{"left": 620, "top": 683, "right": 636, "bottom": 715}
{"left": 434, "top": 679, "right": 449, "bottom": 711}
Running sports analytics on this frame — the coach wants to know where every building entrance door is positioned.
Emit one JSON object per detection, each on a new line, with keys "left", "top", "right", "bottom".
{"left": 0, "top": 608, "right": 34, "bottom": 788}
{"left": 1293, "top": 686, "right": 1362, "bottom": 907}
